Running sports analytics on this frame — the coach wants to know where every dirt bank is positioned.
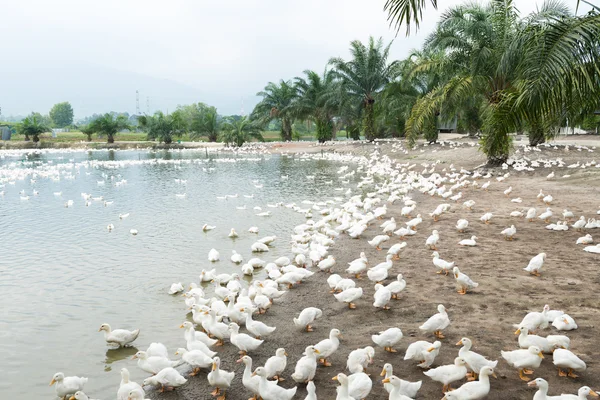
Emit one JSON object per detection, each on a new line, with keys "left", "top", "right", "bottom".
{"left": 148, "top": 141, "right": 600, "bottom": 400}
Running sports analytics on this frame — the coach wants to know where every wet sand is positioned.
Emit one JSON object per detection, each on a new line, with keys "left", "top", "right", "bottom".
{"left": 150, "top": 138, "right": 600, "bottom": 400}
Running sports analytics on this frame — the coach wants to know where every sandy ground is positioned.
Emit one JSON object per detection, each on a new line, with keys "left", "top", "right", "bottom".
{"left": 148, "top": 138, "right": 600, "bottom": 400}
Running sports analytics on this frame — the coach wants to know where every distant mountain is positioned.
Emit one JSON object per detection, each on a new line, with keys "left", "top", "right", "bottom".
{"left": 0, "top": 62, "right": 238, "bottom": 118}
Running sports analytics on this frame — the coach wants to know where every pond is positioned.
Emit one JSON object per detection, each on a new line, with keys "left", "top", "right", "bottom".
{"left": 0, "top": 148, "right": 350, "bottom": 399}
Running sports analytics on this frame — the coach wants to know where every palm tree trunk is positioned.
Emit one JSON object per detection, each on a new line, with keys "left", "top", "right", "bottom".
{"left": 86, "top": 133, "right": 93, "bottom": 142}
{"left": 364, "top": 101, "right": 376, "bottom": 141}
{"left": 107, "top": 134, "right": 115, "bottom": 144}
{"left": 528, "top": 120, "right": 545, "bottom": 147}
{"left": 33, "top": 134, "right": 40, "bottom": 143}
{"left": 24, "top": 134, "right": 30, "bottom": 141}
{"left": 282, "top": 119, "right": 293, "bottom": 142}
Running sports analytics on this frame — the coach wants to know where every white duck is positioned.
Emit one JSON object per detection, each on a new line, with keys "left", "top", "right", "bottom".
{"left": 229, "top": 322, "right": 264, "bottom": 355}
{"left": 346, "top": 346, "right": 375, "bottom": 373}
{"left": 404, "top": 340, "right": 442, "bottom": 368}
{"left": 228, "top": 228, "right": 239, "bottom": 238}
{"left": 457, "top": 338, "right": 498, "bottom": 380}
{"left": 501, "top": 225, "right": 517, "bottom": 240}
{"left": 560, "top": 386, "right": 599, "bottom": 399}
{"left": 517, "top": 305, "right": 550, "bottom": 332}
{"left": 380, "top": 363, "right": 422, "bottom": 397}
{"left": 424, "top": 357, "right": 468, "bottom": 392}
{"left": 263, "top": 348, "right": 287, "bottom": 381}
{"left": 432, "top": 251, "right": 454, "bottom": 275}
{"left": 426, "top": 230, "right": 441, "bottom": 250}
{"left": 168, "top": 282, "right": 184, "bottom": 294}
{"left": 442, "top": 366, "right": 495, "bottom": 400}
{"left": 293, "top": 307, "right": 322, "bottom": 331}
{"left": 527, "top": 377, "right": 564, "bottom": 400}
{"left": 317, "top": 255, "right": 336, "bottom": 273}
{"left": 291, "top": 345, "right": 319, "bottom": 383}
{"left": 132, "top": 351, "right": 179, "bottom": 374}
{"left": 367, "top": 283, "right": 390, "bottom": 310}
{"left": 237, "top": 355, "right": 260, "bottom": 400}
{"left": 515, "top": 326, "right": 553, "bottom": 353}
{"left": 208, "top": 248, "right": 220, "bottom": 262}
{"left": 576, "top": 234, "right": 593, "bottom": 245}
{"left": 118, "top": 368, "right": 143, "bottom": 400}
{"left": 527, "top": 208, "right": 537, "bottom": 221}
{"left": 207, "top": 357, "right": 235, "bottom": 399}
{"left": 552, "top": 314, "right": 578, "bottom": 331}
{"left": 245, "top": 312, "right": 276, "bottom": 339}
{"left": 50, "top": 372, "right": 88, "bottom": 400}
{"left": 203, "top": 224, "right": 216, "bottom": 231}
{"left": 230, "top": 250, "right": 243, "bottom": 264}
{"left": 372, "top": 327, "right": 403, "bottom": 353}
{"left": 480, "top": 212, "right": 493, "bottom": 224}
{"left": 419, "top": 304, "right": 450, "bottom": 339}
{"left": 386, "top": 274, "right": 406, "bottom": 299}
{"left": 387, "top": 242, "right": 407, "bottom": 260}
{"left": 553, "top": 348, "right": 586, "bottom": 378}
{"left": 456, "top": 219, "right": 469, "bottom": 232}
{"left": 524, "top": 253, "right": 546, "bottom": 277}
{"left": 347, "top": 367, "right": 372, "bottom": 399}
{"left": 453, "top": 267, "right": 478, "bottom": 295}
{"left": 68, "top": 391, "right": 99, "bottom": 400}
{"left": 142, "top": 367, "right": 187, "bottom": 391}
{"left": 458, "top": 236, "right": 478, "bottom": 246}
{"left": 314, "top": 328, "right": 341, "bottom": 367}
{"left": 304, "top": 381, "right": 317, "bottom": 400}
{"left": 334, "top": 287, "right": 363, "bottom": 309}
{"left": 98, "top": 323, "right": 139, "bottom": 347}
{"left": 501, "top": 345, "right": 544, "bottom": 381}
{"left": 253, "top": 367, "right": 297, "bottom": 400}
{"left": 368, "top": 234, "right": 389, "bottom": 250}
{"left": 175, "top": 348, "right": 213, "bottom": 375}
{"left": 539, "top": 208, "right": 553, "bottom": 222}
{"left": 572, "top": 216, "right": 587, "bottom": 230}
{"left": 382, "top": 376, "right": 419, "bottom": 400}
{"left": 584, "top": 243, "right": 600, "bottom": 253}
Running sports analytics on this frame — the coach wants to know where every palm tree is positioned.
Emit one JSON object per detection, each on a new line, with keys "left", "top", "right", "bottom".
{"left": 384, "top": 0, "right": 438, "bottom": 34}
{"left": 80, "top": 124, "right": 95, "bottom": 142}
{"left": 384, "top": 0, "right": 597, "bottom": 34}
{"left": 252, "top": 80, "right": 296, "bottom": 141}
{"left": 329, "top": 37, "right": 400, "bottom": 141}
{"left": 87, "top": 113, "right": 131, "bottom": 143}
{"left": 138, "top": 111, "right": 185, "bottom": 144}
{"left": 404, "top": 0, "right": 580, "bottom": 164}
{"left": 293, "top": 70, "right": 339, "bottom": 143}
{"left": 220, "top": 116, "right": 264, "bottom": 147}
{"left": 18, "top": 114, "right": 49, "bottom": 143}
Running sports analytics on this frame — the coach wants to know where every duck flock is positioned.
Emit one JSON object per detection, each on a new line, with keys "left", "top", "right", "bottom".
{"left": 3, "top": 140, "right": 600, "bottom": 400}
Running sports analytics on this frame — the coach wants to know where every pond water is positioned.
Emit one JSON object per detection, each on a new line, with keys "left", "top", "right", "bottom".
{"left": 0, "top": 148, "right": 349, "bottom": 399}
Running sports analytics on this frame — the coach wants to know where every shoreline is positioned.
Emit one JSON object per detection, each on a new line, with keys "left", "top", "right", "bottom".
{"left": 145, "top": 142, "right": 600, "bottom": 399}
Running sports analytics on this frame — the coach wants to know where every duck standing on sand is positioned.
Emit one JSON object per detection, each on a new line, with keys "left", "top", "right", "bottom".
{"left": 419, "top": 304, "right": 450, "bottom": 339}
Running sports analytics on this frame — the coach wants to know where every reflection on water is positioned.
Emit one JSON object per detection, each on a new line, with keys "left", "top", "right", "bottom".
{"left": 104, "top": 346, "right": 139, "bottom": 370}
{"left": 0, "top": 149, "right": 350, "bottom": 399}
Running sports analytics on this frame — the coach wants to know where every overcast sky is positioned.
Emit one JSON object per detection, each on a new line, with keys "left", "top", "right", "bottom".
{"left": 0, "top": 0, "right": 593, "bottom": 118}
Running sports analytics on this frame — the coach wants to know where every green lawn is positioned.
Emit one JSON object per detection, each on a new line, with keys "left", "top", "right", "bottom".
{"left": 6, "top": 129, "right": 352, "bottom": 144}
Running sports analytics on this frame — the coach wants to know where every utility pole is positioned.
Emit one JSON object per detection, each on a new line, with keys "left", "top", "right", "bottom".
{"left": 136, "top": 90, "right": 140, "bottom": 115}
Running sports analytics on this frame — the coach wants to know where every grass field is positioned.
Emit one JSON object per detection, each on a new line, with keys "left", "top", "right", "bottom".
{"left": 5, "top": 130, "right": 353, "bottom": 143}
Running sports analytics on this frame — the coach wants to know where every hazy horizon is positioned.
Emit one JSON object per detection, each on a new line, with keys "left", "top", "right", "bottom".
{"left": 0, "top": 0, "right": 591, "bottom": 119}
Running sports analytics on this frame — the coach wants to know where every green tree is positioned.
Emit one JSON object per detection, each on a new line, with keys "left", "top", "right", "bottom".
{"left": 87, "top": 113, "right": 131, "bottom": 143}
{"left": 384, "top": 0, "right": 438, "bottom": 34}
{"left": 17, "top": 114, "right": 49, "bottom": 142}
{"left": 49, "top": 102, "right": 74, "bottom": 128}
{"left": 138, "top": 111, "right": 185, "bottom": 144}
{"left": 80, "top": 124, "right": 95, "bottom": 142}
{"left": 220, "top": 116, "right": 263, "bottom": 147}
{"left": 252, "top": 80, "right": 296, "bottom": 141}
{"left": 405, "top": 1, "right": 571, "bottom": 164}
{"left": 329, "top": 37, "right": 400, "bottom": 141}
{"left": 293, "top": 70, "right": 339, "bottom": 143}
